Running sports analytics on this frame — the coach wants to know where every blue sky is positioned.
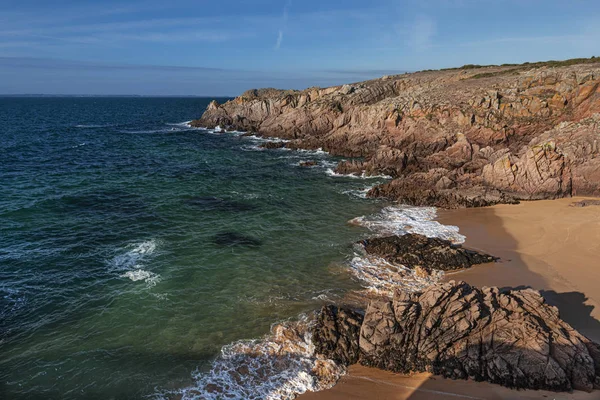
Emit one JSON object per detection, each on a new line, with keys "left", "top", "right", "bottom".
{"left": 1, "top": 0, "right": 599, "bottom": 95}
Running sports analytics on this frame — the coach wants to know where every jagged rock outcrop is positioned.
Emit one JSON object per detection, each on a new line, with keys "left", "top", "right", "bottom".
{"left": 312, "top": 281, "right": 600, "bottom": 392}
{"left": 312, "top": 306, "right": 364, "bottom": 366}
{"left": 360, "top": 234, "right": 497, "bottom": 272}
{"left": 193, "top": 60, "right": 600, "bottom": 207}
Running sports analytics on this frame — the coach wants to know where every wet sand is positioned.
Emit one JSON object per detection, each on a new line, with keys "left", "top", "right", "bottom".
{"left": 301, "top": 364, "right": 596, "bottom": 400}
{"left": 301, "top": 197, "right": 600, "bottom": 400}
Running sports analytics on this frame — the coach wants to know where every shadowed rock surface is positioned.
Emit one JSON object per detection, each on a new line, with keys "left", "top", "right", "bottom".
{"left": 312, "top": 306, "right": 364, "bottom": 366}
{"left": 193, "top": 59, "right": 600, "bottom": 207}
{"left": 360, "top": 234, "right": 497, "bottom": 271}
{"left": 312, "top": 281, "right": 600, "bottom": 392}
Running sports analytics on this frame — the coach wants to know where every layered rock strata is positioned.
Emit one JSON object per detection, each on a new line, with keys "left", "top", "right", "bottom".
{"left": 313, "top": 281, "right": 600, "bottom": 392}
{"left": 193, "top": 61, "right": 600, "bottom": 207}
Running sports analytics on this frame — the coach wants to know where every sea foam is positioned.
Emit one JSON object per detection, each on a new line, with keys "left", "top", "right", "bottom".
{"left": 349, "top": 205, "right": 465, "bottom": 244}
{"left": 325, "top": 168, "right": 392, "bottom": 180}
{"left": 111, "top": 239, "right": 161, "bottom": 288}
{"left": 347, "top": 205, "right": 464, "bottom": 295}
{"left": 157, "top": 316, "right": 344, "bottom": 400}
{"left": 349, "top": 253, "right": 443, "bottom": 296}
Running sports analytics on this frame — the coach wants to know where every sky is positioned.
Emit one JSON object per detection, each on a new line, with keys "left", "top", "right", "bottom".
{"left": 1, "top": 0, "right": 599, "bottom": 95}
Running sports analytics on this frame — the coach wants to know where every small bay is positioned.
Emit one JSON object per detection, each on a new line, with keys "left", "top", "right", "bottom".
{"left": 0, "top": 97, "right": 387, "bottom": 399}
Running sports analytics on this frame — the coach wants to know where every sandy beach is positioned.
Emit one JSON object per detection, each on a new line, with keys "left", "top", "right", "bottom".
{"left": 301, "top": 197, "right": 600, "bottom": 400}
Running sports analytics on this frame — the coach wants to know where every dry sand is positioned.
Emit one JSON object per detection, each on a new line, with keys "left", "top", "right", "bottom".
{"left": 301, "top": 197, "right": 600, "bottom": 400}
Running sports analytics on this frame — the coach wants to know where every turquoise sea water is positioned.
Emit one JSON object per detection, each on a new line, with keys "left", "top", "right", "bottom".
{"left": 0, "top": 97, "right": 391, "bottom": 399}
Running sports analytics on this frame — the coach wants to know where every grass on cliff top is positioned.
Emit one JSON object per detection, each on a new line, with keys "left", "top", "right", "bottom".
{"left": 431, "top": 56, "right": 600, "bottom": 79}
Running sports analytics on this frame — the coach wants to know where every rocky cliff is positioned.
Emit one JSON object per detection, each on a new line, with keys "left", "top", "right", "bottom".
{"left": 312, "top": 281, "right": 600, "bottom": 392}
{"left": 193, "top": 59, "right": 600, "bottom": 207}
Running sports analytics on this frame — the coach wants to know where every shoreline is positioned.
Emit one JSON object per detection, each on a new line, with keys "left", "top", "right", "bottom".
{"left": 300, "top": 196, "right": 600, "bottom": 400}
{"left": 438, "top": 197, "right": 600, "bottom": 343}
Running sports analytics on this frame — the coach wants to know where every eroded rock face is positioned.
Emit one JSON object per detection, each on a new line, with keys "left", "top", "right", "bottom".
{"left": 313, "top": 281, "right": 600, "bottom": 392}
{"left": 312, "top": 306, "right": 363, "bottom": 366}
{"left": 360, "top": 234, "right": 497, "bottom": 271}
{"left": 193, "top": 62, "right": 600, "bottom": 206}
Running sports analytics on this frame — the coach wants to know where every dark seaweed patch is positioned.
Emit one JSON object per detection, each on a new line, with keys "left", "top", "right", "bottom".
{"left": 211, "top": 231, "right": 262, "bottom": 247}
{"left": 184, "top": 196, "right": 257, "bottom": 212}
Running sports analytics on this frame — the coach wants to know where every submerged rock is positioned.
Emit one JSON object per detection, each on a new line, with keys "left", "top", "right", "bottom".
{"left": 259, "top": 141, "right": 286, "bottom": 149}
{"left": 211, "top": 232, "right": 262, "bottom": 247}
{"left": 360, "top": 233, "right": 497, "bottom": 271}
{"left": 184, "top": 196, "right": 257, "bottom": 212}
{"left": 313, "top": 281, "right": 600, "bottom": 392}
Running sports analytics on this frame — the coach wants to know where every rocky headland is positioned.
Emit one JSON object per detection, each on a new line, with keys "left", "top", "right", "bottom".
{"left": 190, "top": 59, "right": 600, "bottom": 396}
{"left": 192, "top": 58, "right": 600, "bottom": 208}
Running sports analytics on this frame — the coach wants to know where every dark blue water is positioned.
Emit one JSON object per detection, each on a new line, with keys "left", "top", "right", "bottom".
{"left": 0, "top": 97, "right": 388, "bottom": 399}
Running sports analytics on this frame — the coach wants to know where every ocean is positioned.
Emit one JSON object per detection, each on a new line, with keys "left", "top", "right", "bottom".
{"left": 0, "top": 97, "right": 462, "bottom": 399}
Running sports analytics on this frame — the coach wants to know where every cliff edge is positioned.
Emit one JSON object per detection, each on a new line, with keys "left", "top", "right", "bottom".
{"left": 193, "top": 59, "right": 600, "bottom": 207}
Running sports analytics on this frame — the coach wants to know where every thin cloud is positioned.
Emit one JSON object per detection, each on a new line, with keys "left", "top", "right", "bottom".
{"left": 275, "top": 0, "right": 292, "bottom": 50}
{"left": 408, "top": 15, "right": 436, "bottom": 50}
{"left": 0, "top": 57, "right": 230, "bottom": 72}
{"left": 275, "top": 30, "right": 284, "bottom": 49}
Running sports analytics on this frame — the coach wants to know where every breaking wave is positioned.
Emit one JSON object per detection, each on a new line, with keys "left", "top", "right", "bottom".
{"left": 349, "top": 252, "right": 443, "bottom": 296}
{"left": 346, "top": 205, "right": 464, "bottom": 295}
{"left": 349, "top": 205, "right": 465, "bottom": 244}
{"left": 156, "top": 315, "right": 344, "bottom": 400}
{"left": 74, "top": 124, "right": 113, "bottom": 128}
{"left": 325, "top": 168, "right": 392, "bottom": 180}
